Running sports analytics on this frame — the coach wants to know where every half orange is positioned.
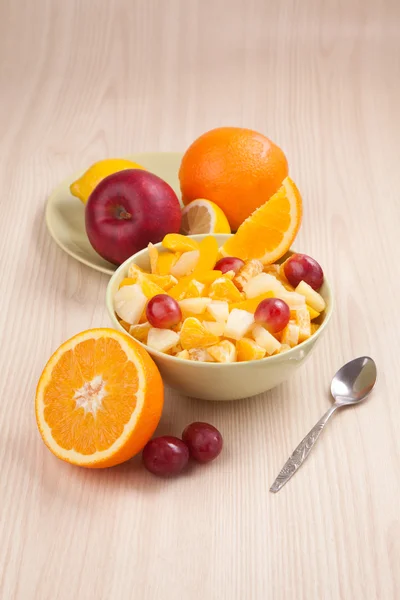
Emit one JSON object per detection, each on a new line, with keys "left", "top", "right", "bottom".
{"left": 35, "top": 328, "right": 163, "bottom": 468}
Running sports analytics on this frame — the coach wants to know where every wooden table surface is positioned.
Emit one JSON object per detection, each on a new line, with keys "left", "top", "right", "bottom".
{"left": 1, "top": 1, "right": 399, "bottom": 598}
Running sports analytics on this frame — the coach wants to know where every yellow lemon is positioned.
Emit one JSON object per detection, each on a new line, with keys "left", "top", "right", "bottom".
{"left": 70, "top": 158, "right": 146, "bottom": 203}
{"left": 180, "top": 199, "right": 231, "bottom": 235}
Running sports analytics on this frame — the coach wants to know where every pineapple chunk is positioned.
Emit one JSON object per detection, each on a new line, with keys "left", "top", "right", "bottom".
{"left": 114, "top": 284, "right": 147, "bottom": 325}
{"left": 281, "top": 323, "right": 300, "bottom": 347}
{"left": 179, "top": 297, "right": 212, "bottom": 315}
{"left": 252, "top": 325, "right": 281, "bottom": 355}
{"left": 234, "top": 259, "right": 264, "bottom": 291}
{"left": 129, "top": 322, "right": 151, "bottom": 343}
{"left": 176, "top": 349, "right": 190, "bottom": 360}
{"left": 278, "top": 291, "right": 306, "bottom": 309}
{"left": 295, "top": 281, "right": 326, "bottom": 312}
{"left": 224, "top": 309, "right": 255, "bottom": 340}
{"left": 203, "top": 321, "right": 226, "bottom": 336}
{"left": 236, "top": 338, "right": 266, "bottom": 361}
{"left": 244, "top": 273, "right": 285, "bottom": 298}
{"left": 292, "top": 306, "right": 311, "bottom": 342}
{"left": 188, "top": 348, "right": 215, "bottom": 362}
{"left": 208, "top": 340, "right": 237, "bottom": 363}
{"left": 170, "top": 250, "right": 200, "bottom": 277}
{"left": 207, "top": 301, "right": 230, "bottom": 323}
{"left": 147, "top": 328, "right": 180, "bottom": 353}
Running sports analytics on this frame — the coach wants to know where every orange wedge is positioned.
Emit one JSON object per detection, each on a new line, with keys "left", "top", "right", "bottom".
{"left": 35, "top": 328, "right": 163, "bottom": 468}
{"left": 219, "top": 177, "right": 302, "bottom": 264}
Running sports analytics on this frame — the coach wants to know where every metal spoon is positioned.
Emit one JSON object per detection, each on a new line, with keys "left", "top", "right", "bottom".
{"left": 270, "top": 356, "right": 377, "bottom": 493}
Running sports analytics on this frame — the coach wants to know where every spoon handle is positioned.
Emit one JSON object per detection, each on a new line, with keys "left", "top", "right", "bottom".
{"left": 270, "top": 404, "right": 338, "bottom": 493}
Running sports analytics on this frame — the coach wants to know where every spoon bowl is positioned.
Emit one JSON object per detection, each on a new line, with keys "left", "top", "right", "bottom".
{"left": 331, "top": 356, "right": 377, "bottom": 405}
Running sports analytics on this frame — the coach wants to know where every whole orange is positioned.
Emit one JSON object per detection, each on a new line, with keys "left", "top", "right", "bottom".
{"left": 179, "top": 127, "right": 289, "bottom": 230}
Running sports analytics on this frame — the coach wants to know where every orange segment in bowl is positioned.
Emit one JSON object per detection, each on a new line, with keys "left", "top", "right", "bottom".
{"left": 162, "top": 233, "right": 199, "bottom": 252}
{"left": 219, "top": 177, "right": 303, "bottom": 264}
{"left": 35, "top": 328, "right": 163, "bottom": 468}
{"left": 180, "top": 317, "right": 220, "bottom": 350}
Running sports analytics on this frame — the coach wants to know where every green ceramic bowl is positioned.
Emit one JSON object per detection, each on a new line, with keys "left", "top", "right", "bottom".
{"left": 106, "top": 234, "right": 333, "bottom": 401}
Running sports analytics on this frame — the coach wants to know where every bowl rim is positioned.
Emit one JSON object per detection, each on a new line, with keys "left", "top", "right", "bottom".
{"left": 106, "top": 234, "right": 334, "bottom": 368}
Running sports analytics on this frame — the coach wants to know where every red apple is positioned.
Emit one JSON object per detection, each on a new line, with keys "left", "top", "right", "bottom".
{"left": 85, "top": 169, "right": 182, "bottom": 265}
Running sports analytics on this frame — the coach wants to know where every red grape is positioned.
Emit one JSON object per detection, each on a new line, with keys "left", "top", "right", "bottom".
{"left": 284, "top": 253, "right": 324, "bottom": 291}
{"left": 182, "top": 422, "right": 223, "bottom": 463}
{"left": 146, "top": 294, "right": 182, "bottom": 328}
{"left": 214, "top": 257, "right": 245, "bottom": 274}
{"left": 142, "top": 436, "right": 189, "bottom": 476}
{"left": 254, "top": 298, "right": 290, "bottom": 333}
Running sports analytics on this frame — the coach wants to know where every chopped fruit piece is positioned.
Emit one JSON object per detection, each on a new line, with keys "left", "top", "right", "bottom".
{"left": 119, "top": 277, "right": 136, "bottom": 288}
{"left": 147, "top": 328, "right": 180, "bottom": 352}
{"left": 252, "top": 325, "right": 281, "bottom": 354}
{"left": 188, "top": 348, "right": 215, "bottom": 362}
{"left": 168, "top": 276, "right": 193, "bottom": 300}
{"left": 219, "top": 177, "right": 303, "bottom": 264}
{"left": 35, "top": 328, "right": 163, "bottom": 468}
{"left": 118, "top": 318, "right": 131, "bottom": 332}
{"left": 176, "top": 349, "right": 190, "bottom": 360}
{"left": 162, "top": 233, "right": 199, "bottom": 252}
{"left": 196, "top": 270, "right": 223, "bottom": 283}
{"left": 156, "top": 251, "right": 179, "bottom": 275}
{"left": 214, "top": 257, "right": 245, "bottom": 275}
{"left": 278, "top": 291, "right": 306, "bottom": 309}
{"left": 148, "top": 242, "right": 158, "bottom": 274}
{"left": 284, "top": 253, "right": 324, "bottom": 291}
{"left": 181, "top": 199, "right": 231, "bottom": 235}
{"left": 244, "top": 273, "right": 285, "bottom": 298}
{"left": 170, "top": 250, "right": 200, "bottom": 277}
{"left": 307, "top": 305, "right": 320, "bottom": 320}
{"left": 139, "top": 275, "right": 166, "bottom": 300}
{"left": 184, "top": 279, "right": 206, "bottom": 298}
{"left": 278, "top": 343, "right": 291, "bottom": 353}
{"left": 129, "top": 322, "right": 151, "bottom": 343}
{"left": 263, "top": 264, "right": 280, "bottom": 276}
{"left": 224, "top": 309, "right": 255, "bottom": 340}
{"left": 194, "top": 236, "right": 219, "bottom": 273}
{"left": 311, "top": 323, "right": 320, "bottom": 335}
{"left": 292, "top": 306, "right": 311, "bottom": 342}
{"left": 207, "top": 340, "right": 237, "bottom": 363}
{"left": 281, "top": 323, "right": 300, "bottom": 347}
{"left": 295, "top": 281, "right": 326, "bottom": 312}
{"left": 114, "top": 284, "right": 147, "bottom": 325}
{"left": 209, "top": 276, "right": 243, "bottom": 302}
{"left": 236, "top": 338, "right": 266, "bottom": 361}
{"left": 179, "top": 297, "right": 212, "bottom": 315}
{"left": 254, "top": 298, "right": 290, "bottom": 333}
{"left": 230, "top": 292, "right": 274, "bottom": 313}
{"left": 127, "top": 265, "right": 178, "bottom": 290}
{"left": 234, "top": 259, "right": 264, "bottom": 291}
{"left": 170, "top": 342, "right": 183, "bottom": 353}
{"left": 146, "top": 294, "right": 182, "bottom": 329}
{"left": 203, "top": 321, "right": 226, "bottom": 336}
{"left": 207, "top": 301, "right": 230, "bottom": 323}
{"left": 182, "top": 422, "right": 223, "bottom": 463}
{"left": 180, "top": 317, "right": 220, "bottom": 350}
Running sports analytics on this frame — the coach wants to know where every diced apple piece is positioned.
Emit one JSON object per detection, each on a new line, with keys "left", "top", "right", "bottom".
{"left": 176, "top": 349, "right": 190, "bottom": 360}
{"left": 179, "top": 297, "right": 212, "bottom": 314}
{"left": 278, "top": 291, "right": 306, "bottom": 309}
{"left": 292, "top": 306, "right": 311, "bottom": 342}
{"left": 114, "top": 284, "right": 147, "bottom": 325}
{"left": 244, "top": 273, "right": 286, "bottom": 298}
{"left": 170, "top": 250, "right": 200, "bottom": 277}
{"left": 252, "top": 324, "right": 281, "bottom": 355}
{"left": 295, "top": 281, "right": 326, "bottom": 312}
{"left": 207, "top": 340, "right": 237, "bottom": 363}
{"left": 129, "top": 322, "right": 151, "bottom": 343}
{"left": 224, "top": 309, "right": 255, "bottom": 340}
{"left": 281, "top": 323, "right": 300, "bottom": 347}
{"left": 188, "top": 348, "right": 215, "bottom": 362}
{"left": 203, "top": 321, "right": 226, "bottom": 336}
{"left": 147, "top": 328, "right": 180, "bottom": 353}
{"left": 207, "top": 300, "right": 229, "bottom": 323}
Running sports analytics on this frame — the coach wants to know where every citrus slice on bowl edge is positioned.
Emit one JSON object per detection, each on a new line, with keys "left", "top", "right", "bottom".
{"left": 219, "top": 177, "right": 303, "bottom": 264}
{"left": 180, "top": 199, "right": 231, "bottom": 235}
{"left": 35, "top": 328, "right": 163, "bottom": 468}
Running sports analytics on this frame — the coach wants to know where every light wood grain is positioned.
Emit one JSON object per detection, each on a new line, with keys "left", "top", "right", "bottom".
{"left": 1, "top": 0, "right": 399, "bottom": 598}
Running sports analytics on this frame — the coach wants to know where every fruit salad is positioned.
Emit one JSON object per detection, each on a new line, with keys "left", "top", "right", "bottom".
{"left": 113, "top": 234, "right": 326, "bottom": 363}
